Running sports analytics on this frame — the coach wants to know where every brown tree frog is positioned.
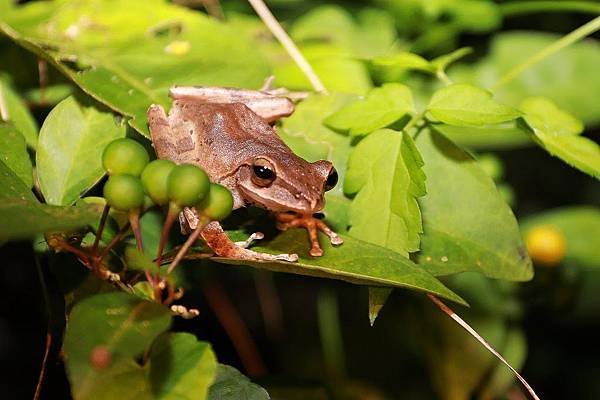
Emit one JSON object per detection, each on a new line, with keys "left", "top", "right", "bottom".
{"left": 147, "top": 85, "right": 342, "bottom": 262}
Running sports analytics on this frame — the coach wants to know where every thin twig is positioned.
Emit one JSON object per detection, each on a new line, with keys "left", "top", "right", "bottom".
{"left": 247, "top": 0, "right": 327, "bottom": 94}
{"left": 129, "top": 211, "right": 144, "bottom": 253}
{"left": 492, "top": 16, "right": 600, "bottom": 90}
{"left": 156, "top": 208, "right": 178, "bottom": 266}
{"left": 33, "top": 255, "right": 52, "bottom": 400}
{"left": 166, "top": 221, "right": 206, "bottom": 275}
{"left": 91, "top": 205, "right": 110, "bottom": 255}
{"left": 33, "top": 334, "right": 51, "bottom": 400}
{"left": 99, "top": 222, "right": 131, "bottom": 261}
{"left": 427, "top": 294, "right": 541, "bottom": 400}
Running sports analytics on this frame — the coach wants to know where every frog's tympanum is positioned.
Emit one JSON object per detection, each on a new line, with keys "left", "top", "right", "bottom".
{"left": 147, "top": 85, "right": 342, "bottom": 261}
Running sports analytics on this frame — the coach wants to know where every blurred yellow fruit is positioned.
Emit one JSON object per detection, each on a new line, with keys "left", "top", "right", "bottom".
{"left": 526, "top": 225, "right": 567, "bottom": 267}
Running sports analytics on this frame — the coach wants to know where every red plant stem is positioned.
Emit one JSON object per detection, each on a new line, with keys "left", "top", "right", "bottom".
{"left": 98, "top": 222, "right": 131, "bottom": 261}
{"left": 166, "top": 217, "right": 209, "bottom": 275}
{"left": 156, "top": 207, "right": 178, "bottom": 266}
{"left": 129, "top": 211, "right": 144, "bottom": 253}
{"left": 33, "top": 333, "right": 51, "bottom": 400}
{"left": 91, "top": 204, "right": 110, "bottom": 255}
{"left": 203, "top": 279, "right": 267, "bottom": 377}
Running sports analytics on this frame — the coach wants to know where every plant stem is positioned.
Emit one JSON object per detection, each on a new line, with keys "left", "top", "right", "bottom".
{"left": 247, "top": 0, "right": 327, "bottom": 94}
{"left": 156, "top": 205, "right": 178, "bottom": 266}
{"left": 500, "top": 1, "right": 600, "bottom": 17}
{"left": 129, "top": 210, "right": 144, "bottom": 252}
{"left": 427, "top": 294, "right": 540, "bottom": 400}
{"left": 166, "top": 217, "right": 209, "bottom": 275}
{"left": 99, "top": 222, "right": 131, "bottom": 261}
{"left": 492, "top": 16, "right": 600, "bottom": 90}
{"left": 91, "top": 204, "right": 110, "bottom": 255}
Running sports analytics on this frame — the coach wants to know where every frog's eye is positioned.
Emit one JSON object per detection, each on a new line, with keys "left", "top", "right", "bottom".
{"left": 325, "top": 167, "right": 338, "bottom": 191}
{"left": 251, "top": 158, "right": 276, "bottom": 187}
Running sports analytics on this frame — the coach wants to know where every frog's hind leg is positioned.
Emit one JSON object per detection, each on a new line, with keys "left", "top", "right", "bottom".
{"left": 201, "top": 222, "right": 298, "bottom": 263}
{"left": 275, "top": 212, "right": 343, "bottom": 257}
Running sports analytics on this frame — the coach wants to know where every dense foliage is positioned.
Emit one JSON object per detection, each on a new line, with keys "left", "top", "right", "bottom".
{"left": 0, "top": 0, "right": 599, "bottom": 399}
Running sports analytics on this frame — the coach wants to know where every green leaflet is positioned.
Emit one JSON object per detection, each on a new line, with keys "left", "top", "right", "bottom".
{"left": 0, "top": 123, "right": 33, "bottom": 187}
{"left": 520, "top": 97, "right": 600, "bottom": 179}
{"left": 208, "top": 365, "right": 270, "bottom": 400}
{"left": 324, "top": 83, "right": 415, "bottom": 137}
{"left": 345, "top": 129, "right": 425, "bottom": 255}
{"left": 427, "top": 83, "right": 520, "bottom": 126}
{"left": 0, "top": 77, "right": 38, "bottom": 148}
{"left": 415, "top": 128, "right": 533, "bottom": 281}
{"left": 36, "top": 96, "right": 126, "bottom": 205}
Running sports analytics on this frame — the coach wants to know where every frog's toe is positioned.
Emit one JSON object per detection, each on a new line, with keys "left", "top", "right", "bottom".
{"left": 234, "top": 232, "right": 265, "bottom": 249}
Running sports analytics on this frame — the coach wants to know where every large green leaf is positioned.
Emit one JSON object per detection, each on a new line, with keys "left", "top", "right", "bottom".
{"left": 279, "top": 93, "right": 355, "bottom": 231}
{"left": 0, "top": 156, "right": 35, "bottom": 201}
{"left": 0, "top": 0, "right": 270, "bottom": 136}
{"left": 217, "top": 229, "right": 466, "bottom": 305}
{"left": 520, "top": 97, "right": 600, "bottom": 179}
{"left": 149, "top": 333, "right": 217, "bottom": 400}
{"left": 0, "top": 77, "right": 38, "bottom": 148}
{"left": 208, "top": 365, "right": 269, "bottom": 400}
{"left": 432, "top": 122, "right": 532, "bottom": 150}
{"left": 36, "top": 96, "right": 126, "bottom": 205}
{"left": 324, "top": 84, "right": 415, "bottom": 137}
{"left": 63, "top": 292, "right": 172, "bottom": 400}
{"left": 414, "top": 128, "right": 533, "bottom": 281}
{"left": 344, "top": 129, "right": 425, "bottom": 255}
{"left": 451, "top": 31, "right": 600, "bottom": 126}
{"left": 427, "top": 83, "right": 520, "bottom": 126}
{"left": 0, "top": 123, "right": 32, "bottom": 187}
{"left": 520, "top": 206, "right": 600, "bottom": 269}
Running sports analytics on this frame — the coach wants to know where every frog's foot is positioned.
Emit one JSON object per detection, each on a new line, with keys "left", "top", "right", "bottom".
{"left": 275, "top": 212, "right": 343, "bottom": 257}
{"left": 234, "top": 232, "right": 265, "bottom": 249}
{"left": 201, "top": 222, "right": 298, "bottom": 263}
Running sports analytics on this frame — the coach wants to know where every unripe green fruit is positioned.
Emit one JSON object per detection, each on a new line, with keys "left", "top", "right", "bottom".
{"left": 141, "top": 159, "right": 176, "bottom": 205}
{"left": 102, "top": 138, "right": 149, "bottom": 177}
{"left": 103, "top": 175, "right": 145, "bottom": 211}
{"left": 197, "top": 183, "right": 233, "bottom": 221}
{"left": 167, "top": 164, "right": 209, "bottom": 207}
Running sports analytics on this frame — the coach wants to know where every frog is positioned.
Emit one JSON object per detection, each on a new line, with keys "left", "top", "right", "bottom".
{"left": 147, "top": 84, "right": 342, "bottom": 262}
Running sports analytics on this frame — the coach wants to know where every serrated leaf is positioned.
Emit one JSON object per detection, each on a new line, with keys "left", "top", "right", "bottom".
{"left": 64, "top": 292, "right": 171, "bottom": 400}
{"left": 427, "top": 83, "right": 520, "bottom": 126}
{"left": 0, "top": 123, "right": 32, "bottom": 187}
{"left": 217, "top": 229, "right": 466, "bottom": 305}
{"left": 0, "top": 0, "right": 270, "bottom": 136}
{"left": 520, "top": 206, "right": 600, "bottom": 269}
{"left": 279, "top": 93, "right": 355, "bottom": 231}
{"left": 208, "top": 364, "right": 269, "bottom": 400}
{"left": 415, "top": 128, "right": 533, "bottom": 281}
{"left": 36, "top": 96, "right": 126, "bottom": 205}
{"left": 324, "top": 84, "right": 415, "bottom": 136}
{"left": 520, "top": 97, "right": 600, "bottom": 179}
{"left": 432, "top": 121, "right": 532, "bottom": 150}
{"left": 0, "top": 77, "right": 38, "bottom": 148}
{"left": 371, "top": 52, "right": 433, "bottom": 72}
{"left": 345, "top": 129, "right": 425, "bottom": 254}
{"left": 150, "top": 333, "right": 217, "bottom": 400}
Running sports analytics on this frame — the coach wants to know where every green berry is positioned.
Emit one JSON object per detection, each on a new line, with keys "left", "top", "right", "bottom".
{"left": 167, "top": 164, "right": 209, "bottom": 207}
{"left": 197, "top": 183, "right": 233, "bottom": 221}
{"left": 102, "top": 138, "right": 149, "bottom": 177}
{"left": 141, "top": 159, "right": 176, "bottom": 205}
{"left": 103, "top": 175, "right": 145, "bottom": 211}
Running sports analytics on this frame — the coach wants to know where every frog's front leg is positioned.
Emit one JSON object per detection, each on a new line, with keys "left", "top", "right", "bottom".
{"left": 181, "top": 207, "right": 298, "bottom": 262}
{"left": 275, "top": 212, "right": 344, "bottom": 257}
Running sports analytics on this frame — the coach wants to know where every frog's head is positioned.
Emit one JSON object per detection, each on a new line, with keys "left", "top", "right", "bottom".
{"left": 236, "top": 152, "right": 338, "bottom": 214}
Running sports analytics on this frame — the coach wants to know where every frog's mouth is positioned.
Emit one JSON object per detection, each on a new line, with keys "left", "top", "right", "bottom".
{"left": 237, "top": 184, "right": 324, "bottom": 215}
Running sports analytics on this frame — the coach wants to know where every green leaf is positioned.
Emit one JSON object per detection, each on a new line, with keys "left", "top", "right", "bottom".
{"left": 427, "top": 83, "right": 520, "bottom": 126}
{"left": 63, "top": 292, "right": 171, "bottom": 400}
{"left": 520, "top": 206, "right": 600, "bottom": 269}
{"left": 345, "top": 129, "right": 425, "bottom": 255}
{"left": 36, "top": 96, "right": 126, "bottom": 205}
{"left": 125, "top": 247, "right": 159, "bottom": 275}
{"left": 0, "top": 123, "right": 33, "bottom": 187}
{"left": 0, "top": 157, "right": 35, "bottom": 201}
{"left": 0, "top": 198, "right": 103, "bottom": 242}
{"left": 520, "top": 97, "right": 600, "bottom": 179}
{"left": 415, "top": 128, "right": 533, "bottom": 281}
{"left": 217, "top": 229, "right": 466, "bottom": 305}
{"left": 451, "top": 32, "right": 600, "bottom": 126}
{"left": 0, "top": 77, "right": 38, "bottom": 148}
{"left": 324, "top": 84, "right": 415, "bottom": 136}
{"left": 370, "top": 52, "right": 433, "bottom": 73}
{"left": 150, "top": 333, "right": 217, "bottom": 400}
{"left": 431, "top": 47, "right": 473, "bottom": 74}
{"left": 368, "top": 287, "right": 392, "bottom": 326}
{"left": 208, "top": 364, "right": 269, "bottom": 400}
{"left": 432, "top": 122, "right": 532, "bottom": 150}
{"left": 279, "top": 93, "right": 354, "bottom": 230}
{"left": 0, "top": 0, "right": 270, "bottom": 136}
